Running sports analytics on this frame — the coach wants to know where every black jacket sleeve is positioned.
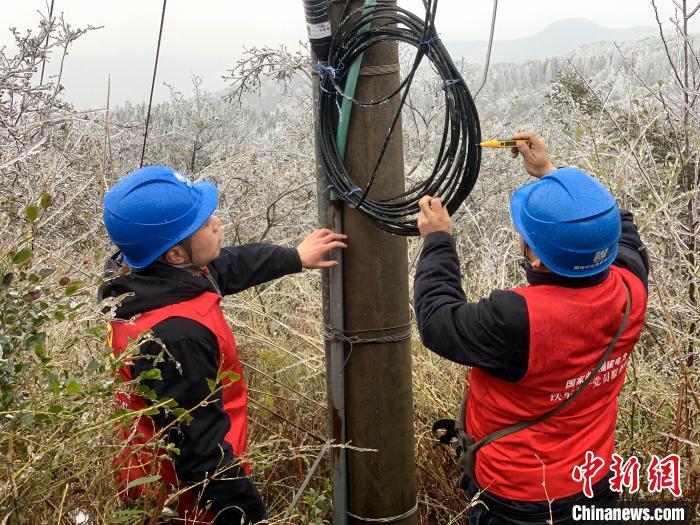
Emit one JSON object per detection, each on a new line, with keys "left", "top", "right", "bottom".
{"left": 613, "top": 210, "right": 649, "bottom": 290}
{"left": 133, "top": 317, "right": 267, "bottom": 524}
{"left": 413, "top": 232, "right": 530, "bottom": 382}
{"left": 208, "top": 244, "right": 303, "bottom": 296}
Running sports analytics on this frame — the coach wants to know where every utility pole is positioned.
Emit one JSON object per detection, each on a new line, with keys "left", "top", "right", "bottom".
{"left": 314, "top": 66, "right": 349, "bottom": 525}
{"left": 327, "top": 1, "right": 417, "bottom": 523}
{"left": 308, "top": 0, "right": 348, "bottom": 521}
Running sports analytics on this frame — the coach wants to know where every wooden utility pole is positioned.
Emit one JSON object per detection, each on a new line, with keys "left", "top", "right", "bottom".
{"left": 327, "top": 1, "right": 418, "bottom": 523}
{"left": 314, "top": 75, "right": 349, "bottom": 525}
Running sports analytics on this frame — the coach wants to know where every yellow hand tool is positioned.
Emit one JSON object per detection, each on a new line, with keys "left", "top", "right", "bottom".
{"left": 479, "top": 139, "right": 529, "bottom": 148}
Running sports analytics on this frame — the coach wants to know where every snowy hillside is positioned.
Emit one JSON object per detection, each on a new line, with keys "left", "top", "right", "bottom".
{"left": 469, "top": 36, "right": 671, "bottom": 118}
{"left": 446, "top": 18, "right": 657, "bottom": 64}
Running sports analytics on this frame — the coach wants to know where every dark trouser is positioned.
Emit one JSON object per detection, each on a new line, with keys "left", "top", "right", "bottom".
{"left": 468, "top": 500, "right": 618, "bottom": 525}
{"left": 469, "top": 505, "right": 511, "bottom": 525}
{"left": 467, "top": 474, "right": 618, "bottom": 525}
{"left": 195, "top": 474, "right": 269, "bottom": 524}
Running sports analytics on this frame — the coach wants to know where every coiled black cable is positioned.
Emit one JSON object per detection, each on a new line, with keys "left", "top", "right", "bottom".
{"left": 318, "top": 0, "right": 481, "bottom": 236}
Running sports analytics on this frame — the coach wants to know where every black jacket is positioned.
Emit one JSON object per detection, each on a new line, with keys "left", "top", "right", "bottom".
{"left": 413, "top": 210, "right": 648, "bottom": 521}
{"left": 414, "top": 210, "right": 648, "bottom": 382}
{"left": 99, "top": 244, "right": 302, "bottom": 525}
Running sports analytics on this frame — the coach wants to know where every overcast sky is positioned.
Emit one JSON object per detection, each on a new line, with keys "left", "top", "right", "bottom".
{"left": 0, "top": 1, "right": 691, "bottom": 109}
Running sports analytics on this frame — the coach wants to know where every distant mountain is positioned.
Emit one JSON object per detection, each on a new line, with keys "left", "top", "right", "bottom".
{"left": 445, "top": 18, "right": 657, "bottom": 64}
{"left": 470, "top": 36, "right": 670, "bottom": 119}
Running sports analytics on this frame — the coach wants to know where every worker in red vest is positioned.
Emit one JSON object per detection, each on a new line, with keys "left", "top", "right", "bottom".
{"left": 414, "top": 131, "right": 648, "bottom": 524}
{"left": 99, "top": 166, "right": 346, "bottom": 524}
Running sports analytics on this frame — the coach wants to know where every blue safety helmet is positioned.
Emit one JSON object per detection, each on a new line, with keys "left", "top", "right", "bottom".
{"left": 510, "top": 167, "right": 620, "bottom": 278}
{"left": 103, "top": 166, "right": 218, "bottom": 269}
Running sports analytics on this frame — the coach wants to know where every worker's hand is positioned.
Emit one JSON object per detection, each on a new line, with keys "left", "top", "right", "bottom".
{"left": 296, "top": 228, "right": 347, "bottom": 269}
{"left": 417, "top": 196, "right": 453, "bottom": 238}
{"left": 510, "top": 131, "right": 556, "bottom": 179}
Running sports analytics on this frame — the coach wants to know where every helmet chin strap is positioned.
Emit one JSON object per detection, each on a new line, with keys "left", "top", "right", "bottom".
{"left": 157, "top": 237, "right": 222, "bottom": 295}
{"left": 521, "top": 242, "right": 535, "bottom": 272}
{"left": 159, "top": 237, "right": 203, "bottom": 271}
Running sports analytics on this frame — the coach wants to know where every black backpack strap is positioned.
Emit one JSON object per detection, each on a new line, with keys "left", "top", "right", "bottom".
{"left": 470, "top": 281, "right": 632, "bottom": 453}
{"left": 456, "top": 381, "right": 468, "bottom": 432}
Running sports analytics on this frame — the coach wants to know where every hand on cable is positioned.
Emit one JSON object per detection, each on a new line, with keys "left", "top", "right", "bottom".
{"left": 417, "top": 196, "right": 453, "bottom": 239}
{"left": 296, "top": 228, "right": 348, "bottom": 269}
{"left": 509, "top": 131, "right": 556, "bottom": 179}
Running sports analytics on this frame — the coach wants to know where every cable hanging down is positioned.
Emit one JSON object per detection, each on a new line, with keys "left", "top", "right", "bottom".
{"left": 317, "top": 0, "right": 481, "bottom": 236}
{"left": 140, "top": 0, "right": 167, "bottom": 168}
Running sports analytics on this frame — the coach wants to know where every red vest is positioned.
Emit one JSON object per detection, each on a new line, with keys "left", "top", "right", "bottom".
{"left": 109, "top": 291, "right": 247, "bottom": 523}
{"left": 466, "top": 266, "right": 647, "bottom": 501}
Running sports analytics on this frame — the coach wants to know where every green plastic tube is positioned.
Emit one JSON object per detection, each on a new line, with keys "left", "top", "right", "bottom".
{"left": 335, "top": 0, "right": 376, "bottom": 162}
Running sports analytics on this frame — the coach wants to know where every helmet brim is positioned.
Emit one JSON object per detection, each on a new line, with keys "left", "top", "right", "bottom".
{"left": 509, "top": 179, "right": 537, "bottom": 250}
{"left": 175, "top": 179, "right": 219, "bottom": 244}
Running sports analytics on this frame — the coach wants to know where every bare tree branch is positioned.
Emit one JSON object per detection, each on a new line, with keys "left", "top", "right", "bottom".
{"left": 651, "top": 0, "right": 685, "bottom": 88}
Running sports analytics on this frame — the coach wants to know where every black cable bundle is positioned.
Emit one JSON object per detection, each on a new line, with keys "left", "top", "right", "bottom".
{"left": 318, "top": 0, "right": 481, "bottom": 236}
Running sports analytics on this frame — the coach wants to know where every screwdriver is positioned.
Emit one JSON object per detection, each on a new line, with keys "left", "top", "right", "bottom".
{"left": 479, "top": 139, "right": 529, "bottom": 148}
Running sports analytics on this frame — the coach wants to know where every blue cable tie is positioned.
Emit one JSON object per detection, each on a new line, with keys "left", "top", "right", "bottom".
{"left": 420, "top": 35, "right": 441, "bottom": 54}
{"left": 311, "top": 60, "right": 340, "bottom": 79}
{"left": 420, "top": 35, "right": 441, "bottom": 46}
{"left": 348, "top": 186, "right": 362, "bottom": 196}
{"left": 432, "top": 79, "right": 461, "bottom": 110}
